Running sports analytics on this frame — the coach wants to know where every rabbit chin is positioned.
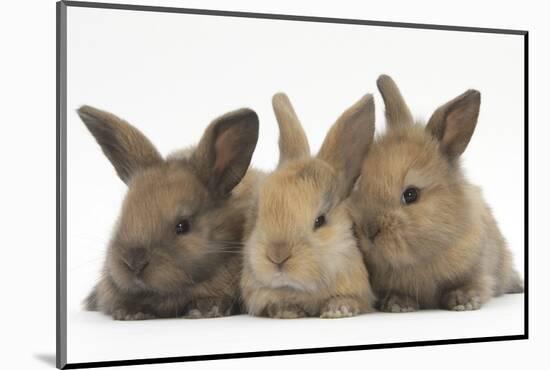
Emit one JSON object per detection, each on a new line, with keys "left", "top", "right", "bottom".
{"left": 264, "top": 271, "right": 317, "bottom": 292}
{"left": 112, "top": 272, "right": 152, "bottom": 294}
{"left": 369, "top": 236, "right": 421, "bottom": 268}
{"left": 114, "top": 268, "right": 183, "bottom": 295}
{"left": 128, "top": 277, "right": 149, "bottom": 292}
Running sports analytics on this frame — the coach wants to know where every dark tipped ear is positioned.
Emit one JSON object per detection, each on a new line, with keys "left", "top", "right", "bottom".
{"left": 77, "top": 105, "right": 163, "bottom": 184}
{"left": 317, "top": 94, "right": 375, "bottom": 197}
{"left": 376, "top": 74, "right": 414, "bottom": 129}
{"left": 272, "top": 93, "right": 311, "bottom": 167}
{"left": 192, "top": 108, "right": 259, "bottom": 198}
{"left": 426, "top": 90, "right": 481, "bottom": 161}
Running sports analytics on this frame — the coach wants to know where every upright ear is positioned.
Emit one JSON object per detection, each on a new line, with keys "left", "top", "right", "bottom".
{"left": 376, "top": 74, "right": 414, "bottom": 129}
{"left": 77, "top": 105, "right": 163, "bottom": 184}
{"left": 272, "top": 93, "right": 311, "bottom": 167}
{"left": 192, "top": 108, "right": 259, "bottom": 198}
{"left": 317, "top": 94, "right": 375, "bottom": 197}
{"left": 425, "top": 89, "right": 481, "bottom": 161}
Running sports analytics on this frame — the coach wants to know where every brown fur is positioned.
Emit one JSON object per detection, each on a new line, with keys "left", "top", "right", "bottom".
{"left": 77, "top": 105, "right": 259, "bottom": 320}
{"left": 241, "top": 93, "right": 376, "bottom": 318}
{"left": 349, "top": 75, "right": 523, "bottom": 312}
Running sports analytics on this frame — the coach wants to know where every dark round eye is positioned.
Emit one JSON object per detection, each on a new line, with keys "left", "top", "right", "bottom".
{"left": 314, "top": 214, "right": 326, "bottom": 229}
{"left": 402, "top": 187, "right": 419, "bottom": 205}
{"left": 175, "top": 219, "right": 190, "bottom": 235}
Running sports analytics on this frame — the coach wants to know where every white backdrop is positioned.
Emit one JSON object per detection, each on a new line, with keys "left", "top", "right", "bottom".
{"left": 63, "top": 4, "right": 526, "bottom": 364}
{"left": 66, "top": 5, "right": 524, "bottom": 310}
{"left": 3, "top": 0, "right": 544, "bottom": 369}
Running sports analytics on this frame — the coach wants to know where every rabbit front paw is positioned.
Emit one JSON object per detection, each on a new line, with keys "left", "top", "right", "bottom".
{"left": 112, "top": 308, "right": 156, "bottom": 320}
{"left": 320, "top": 297, "right": 361, "bottom": 318}
{"left": 442, "top": 289, "right": 482, "bottom": 311}
{"left": 184, "top": 298, "right": 233, "bottom": 318}
{"left": 379, "top": 294, "right": 419, "bottom": 313}
{"left": 265, "top": 303, "right": 307, "bottom": 319}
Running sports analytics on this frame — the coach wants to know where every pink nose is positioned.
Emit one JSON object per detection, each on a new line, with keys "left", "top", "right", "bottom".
{"left": 368, "top": 222, "right": 381, "bottom": 241}
{"left": 266, "top": 242, "right": 291, "bottom": 268}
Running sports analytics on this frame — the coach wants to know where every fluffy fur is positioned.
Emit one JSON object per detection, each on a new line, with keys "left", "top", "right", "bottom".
{"left": 241, "top": 93, "right": 376, "bottom": 319}
{"left": 78, "top": 105, "right": 260, "bottom": 320}
{"left": 349, "top": 75, "right": 523, "bottom": 312}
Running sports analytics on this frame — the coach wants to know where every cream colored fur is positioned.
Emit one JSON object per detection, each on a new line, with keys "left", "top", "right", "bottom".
{"left": 241, "top": 93, "right": 376, "bottom": 318}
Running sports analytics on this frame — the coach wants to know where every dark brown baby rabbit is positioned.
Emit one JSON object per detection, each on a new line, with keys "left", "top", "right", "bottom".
{"left": 78, "top": 105, "right": 259, "bottom": 320}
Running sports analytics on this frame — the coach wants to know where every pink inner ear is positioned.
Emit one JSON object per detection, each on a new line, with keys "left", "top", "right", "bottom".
{"left": 213, "top": 129, "right": 237, "bottom": 175}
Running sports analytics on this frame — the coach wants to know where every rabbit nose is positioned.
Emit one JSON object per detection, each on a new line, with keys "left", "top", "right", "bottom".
{"left": 367, "top": 223, "right": 380, "bottom": 241}
{"left": 266, "top": 242, "right": 292, "bottom": 269}
{"left": 123, "top": 247, "right": 150, "bottom": 275}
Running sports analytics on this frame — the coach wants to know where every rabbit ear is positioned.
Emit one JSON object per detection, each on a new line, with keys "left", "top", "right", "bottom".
{"left": 317, "top": 94, "right": 375, "bottom": 197}
{"left": 426, "top": 89, "right": 481, "bottom": 161}
{"left": 192, "top": 108, "right": 259, "bottom": 198}
{"left": 376, "top": 74, "right": 414, "bottom": 129}
{"left": 272, "top": 93, "right": 311, "bottom": 167}
{"left": 77, "top": 105, "right": 163, "bottom": 185}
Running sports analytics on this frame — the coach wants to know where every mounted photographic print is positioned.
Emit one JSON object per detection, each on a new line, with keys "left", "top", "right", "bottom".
{"left": 56, "top": 1, "right": 528, "bottom": 368}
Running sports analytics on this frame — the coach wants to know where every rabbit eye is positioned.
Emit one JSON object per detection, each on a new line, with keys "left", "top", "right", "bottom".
{"left": 175, "top": 219, "right": 190, "bottom": 235}
{"left": 402, "top": 187, "right": 419, "bottom": 205}
{"left": 314, "top": 214, "right": 326, "bottom": 230}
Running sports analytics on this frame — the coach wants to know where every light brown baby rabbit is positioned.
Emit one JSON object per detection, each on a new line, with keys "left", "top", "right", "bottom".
{"left": 241, "top": 93, "right": 376, "bottom": 318}
{"left": 77, "top": 105, "right": 259, "bottom": 320}
{"left": 349, "top": 75, "right": 524, "bottom": 312}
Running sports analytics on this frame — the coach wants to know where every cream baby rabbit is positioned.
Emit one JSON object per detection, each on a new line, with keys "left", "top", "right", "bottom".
{"left": 241, "top": 93, "right": 376, "bottom": 318}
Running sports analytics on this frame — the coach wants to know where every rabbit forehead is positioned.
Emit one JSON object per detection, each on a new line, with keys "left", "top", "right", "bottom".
{"left": 362, "top": 125, "right": 448, "bottom": 195}
{"left": 117, "top": 163, "right": 209, "bottom": 238}
{"left": 260, "top": 159, "right": 338, "bottom": 218}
